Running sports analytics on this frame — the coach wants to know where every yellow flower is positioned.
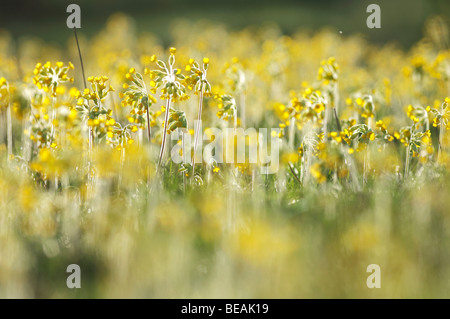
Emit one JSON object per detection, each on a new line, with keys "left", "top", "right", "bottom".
{"left": 69, "top": 87, "right": 80, "bottom": 98}
{"left": 39, "top": 148, "right": 51, "bottom": 162}
{"left": 169, "top": 47, "right": 177, "bottom": 55}
{"left": 69, "top": 109, "right": 77, "bottom": 121}
{"left": 56, "top": 86, "right": 65, "bottom": 95}
{"left": 310, "top": 163, "right": 326, "bottom": 183}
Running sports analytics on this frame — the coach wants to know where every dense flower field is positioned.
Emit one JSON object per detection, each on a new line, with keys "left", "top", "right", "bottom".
{"left": 1, "top": 14, "right": 450, "bottom": 298}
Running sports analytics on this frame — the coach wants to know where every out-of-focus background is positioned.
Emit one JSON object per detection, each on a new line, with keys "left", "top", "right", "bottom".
{"left": 1, "top": 0, "right": 449, "bottom": 48}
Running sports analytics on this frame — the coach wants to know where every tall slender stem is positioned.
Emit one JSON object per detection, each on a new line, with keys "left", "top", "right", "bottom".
{"left": 74, "top": 27, "right": 96, "bottom": 196}
{"left": 73, "top": 28, "right": 87, "bottom": 89}
{"left": 438, "top": 101, "right": 446, "bottom": 162}
{"left": 333, "top": 82, "right": 340, "bottom": 115}
{"left": 89, "top": 128, "right": 93, "bottom": 153}
{"left": 6, "top": 102, "right": 12, "bottom": 158}
{"left": 5, "top": 83, "right": 12, "bottom": 158}
{"left": 363, "top": 149, "right": 368, "bottom": 183}
{"left": 288, "top": 163, "right": 301, "bottom": 184}
{"left": 157, "top": 98, "right": 171, "bottom": 174}
{"left": 323, "top": 105, "right": 329, "bottom": 140}
{"left": 240, "top": 90, "right": 246, "bottom": 128}
{"left": 192, "top": 85, "right": 204, "bottom": 170}
{"left": 288, "top": 117, "right": 296, "bottom": 149}
{"left": 118, "top": 145, "right": 125, "bottom": 191}
{"left": 181, "top": 131, "right": 186, "bottom": 191}
{"left": 145, "top": 102, "right": 152, "bottom": 142}
{"left": 50, "top": 96, "right": 56, "bottom": 142}
{"left": 405, "top": 143, "right": 411, "bottom": 178}
{"left": 22, "top": 110, "right": 31, "bottom": 163}
{"left": 143, "top": 100, "right": 152, "bottom": 186}
{"left": 73, "top": 27, "right": 91, "bottom": 156}
{"left": 333, "top": 108, "right": 342, "bottom": 132}
{"left": 438, "top": 120, "right": 444, "bottom": 162}
{"left": 0, "top": 111, "right": 5, "bottom": 150}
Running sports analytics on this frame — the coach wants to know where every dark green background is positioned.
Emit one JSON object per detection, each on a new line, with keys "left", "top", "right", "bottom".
{"left": 0, "top": 0, "right": 449, "bottom": 48}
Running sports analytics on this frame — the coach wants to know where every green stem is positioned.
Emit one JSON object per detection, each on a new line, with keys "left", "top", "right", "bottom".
{"left": 118, "top": 145, "right": 125, "bottom": 190}
{"left": 288, "top": 117, "right": 296, "bottom": 149}
{"left": 438, "top": 103, "right": 445, "bottom": 162}
{"left": 192, "top": 84, "right": 204, "bottom": 172}
{"left": 240, "top": 90, "right": 246, "bottom": 128}
{"left": 405, "top": 143, "right": 411, "bottom": 178}
{"left": 6, "top": 102, "right": 12, "bottom": 158}
{"left": 323, "top": 105, "right": 328, "bottom": 140}
{"left": 288, "top": 162, "right": 301, "bottom": 184}
{"left": 73, "top": 27, "right": 87, "bottom": 89}
{"left": 50, "top": 96, "right": 56, "bottom": 144}
{"left": 145, "top": 102, "right": 152, "bottom": 142}
{"left": 181, "top": 131, "right": 186, "bottom": 192}
{"left": 333, "top": 108, "right": 342, "bottom": 132}
{"left": 157, "top": 98, "right": 171, "bottom": 174}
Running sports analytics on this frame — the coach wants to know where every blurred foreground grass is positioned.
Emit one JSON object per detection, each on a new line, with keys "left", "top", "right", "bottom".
{"left": 2, "top": 153, "right": 450, "bottom": 298}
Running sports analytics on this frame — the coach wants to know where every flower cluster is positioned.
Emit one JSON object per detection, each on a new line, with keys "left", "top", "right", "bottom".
{"left": 145, "top": 48, "right": 189, "bottom": 102}
{"left": 185, "top": 57, "right": 212, "bottom": 95}
{"left": 33, "top": 61, "right": 74, "bottom": 97}
{"left": 121, "top": 68, "right": 157, "bottom": 128}
{"left": 76, "top": 76, "right": 115, "bottom": 138}
{"left": 216, "top": 94, "right": 236, "bottom": 121}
